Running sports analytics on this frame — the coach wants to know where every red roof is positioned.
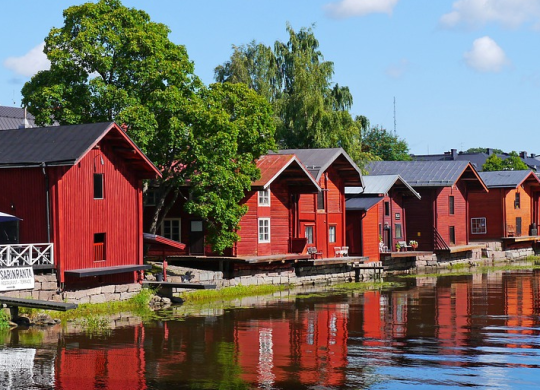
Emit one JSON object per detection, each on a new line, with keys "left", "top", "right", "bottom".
{"left": 252, "top": 154, "right": 320, "bottom": 191}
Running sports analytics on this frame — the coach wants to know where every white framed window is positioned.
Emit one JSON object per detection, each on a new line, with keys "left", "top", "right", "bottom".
{"left": 305, "top": 225, "right": 314, "bottom": 244}
{"left": 471, "top": 217, "right": 487, "bottom": 234}
{"left": 329, "top": 225, "right": 336, "bottom": 243}
{"left": 161, "top": 218, "right": 181, "bottom": 242}
{"left": 258, "top": 189, "right": 270, "bottom": 206}
{"left": 258, "top": 218, "right": 270, "bottom": 243}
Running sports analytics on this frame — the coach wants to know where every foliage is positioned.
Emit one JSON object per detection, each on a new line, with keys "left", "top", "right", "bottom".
{"left": 21, "top": 0, "right": 275, "bottom": 252}
{"left": 215, "top": 24, "right": 367, "bottom": 163}
{"left": 0, "top": 310, "right": 11, "bottom": 330}
{"left": 361, "top": 124, "right": 411, "bottom": 161}
{"left": 465, "top": 147, "right": 504, "bottom": 154}
{"left": 178, "top": 284, "right": 288, "bottom": 304}
{"left": 483, "top": 151, "right": 529, "bottom": 171}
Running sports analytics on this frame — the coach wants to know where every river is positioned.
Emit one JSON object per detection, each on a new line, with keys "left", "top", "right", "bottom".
{"left": 1, "top": 269, "right": 539, "bottom": 389}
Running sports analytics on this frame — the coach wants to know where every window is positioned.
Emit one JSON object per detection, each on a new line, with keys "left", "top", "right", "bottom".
{"left": 258, "top": 189, "right": 270, "bottom": 206}
{"left": 471, "top": 217, "right": 487, "bottom": 234}
{"left": 449, "top": 226, "right": 456, "bottom": 244}
{"left": 395, "top": 224, "right": 402, "bottom": 239}
{"left": 395, "top": 212, "right": 401, "bottom": 220}
{"left": 384, "top": 201, "right": 390, "bottom": 216}
{"left": 258, "top": 218, "right": 270, "bottom": 243}
{"left": 144, "top": 189, "right": 157, "bottom": 206}
{"left": 94, "top": 173, "right": 104, "bottom": 199}
{"left": 515, "top": 192, "right": 520, "bottom": 209}
{"left": 317, "top": 191, "right": 325, "bottom": 210}
{"left": 449, "top": 196, "right": 455, "bottom": 215}
{"left": 162, "top": 219, "right": 181, "bottom": 242}
{"left": 94, "top": 233, "right": 106, "bottom": 261}
{"left": 305, "top": 226, "right": 314, "bottom": 244}
{"left": 329, "top": 225, "right": 336, "bottom": 243}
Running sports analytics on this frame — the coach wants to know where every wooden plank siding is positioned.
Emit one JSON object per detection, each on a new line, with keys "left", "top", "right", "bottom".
{"left": 469, "top": 189, "right": 504, "bottom": 239}
{"left": 403, "top": 189, "right": 434, "bottom": 251}
{"left": 362, "top": 206, "right": 380, "bottom": 262}
{"left": 504, "top": 187, "right": 533, "bottom": 236}
{"left": 435, "top": 185, "right": 468, "bottom": 246}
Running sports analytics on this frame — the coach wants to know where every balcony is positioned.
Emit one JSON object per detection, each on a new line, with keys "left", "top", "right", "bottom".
{"left": 0, "top": 243, "right": 54, "bottom": 269}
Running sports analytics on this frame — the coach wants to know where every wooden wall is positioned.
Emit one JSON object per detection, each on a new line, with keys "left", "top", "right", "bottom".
{"left": 469, "top": 189, "right": 503, "bottom": 239}
{"left": 403, "top": 189, "right": 434, "bottom": 250}
{"left": 435, "top": 184, "right": 468, "bottom": 246}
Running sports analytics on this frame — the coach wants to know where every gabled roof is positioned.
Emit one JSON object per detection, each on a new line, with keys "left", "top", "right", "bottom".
{"left": 367, "top": 161, "right": 487, "bottom": 191}
{"left": 0, "top": 122, "right": 160, "bottom": 178}
{"left": 346, "top": 174, "right": 421, "bottom": 199}
{"left": 0, "top": 106, "right": 38, "bottom": 130}
{"left": 252, "top": 154, "right": 320, "bottom": 192}
{"left": 345, "top": 196, "right": 383, "bottom": 211}
{"left": 275, "top": 148, "right": 364, "bottom": 187}
{"left": 479, "top": 170, "right": 540, "bottom": 188}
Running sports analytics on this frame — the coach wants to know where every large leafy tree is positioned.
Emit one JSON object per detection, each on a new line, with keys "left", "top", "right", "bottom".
{"left": 482, "top": 152, "right": 529, "bottom": 172}
{"left": 21, "top": 0, "right": 275, "bottom": 252}
{"left": 215, "top": 24, "right": 364, "bottom": 161}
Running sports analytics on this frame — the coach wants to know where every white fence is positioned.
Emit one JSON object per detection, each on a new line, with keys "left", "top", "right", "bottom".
{"left": 0, "top": 243, "right": 54, "bottom": 268}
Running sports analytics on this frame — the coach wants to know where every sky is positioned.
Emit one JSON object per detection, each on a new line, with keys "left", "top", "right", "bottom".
{"left": 1, "top": 0, "right": 539, "bottom": 155}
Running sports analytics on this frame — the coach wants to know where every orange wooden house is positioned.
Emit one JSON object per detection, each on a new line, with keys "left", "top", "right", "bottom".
{"left": 469, "top": 170, "right": 540, "bottom": 244}
{"left": 346, "top": 175, "right": 421, "bottom": 262}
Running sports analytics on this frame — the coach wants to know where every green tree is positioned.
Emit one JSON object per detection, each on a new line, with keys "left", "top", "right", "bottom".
{"left": 482, "top": 154, "right": 504, "bottom": 171}
{"left": 466, "top": 147, "right": 504, "bottom": 154}
{"left": 215, "top": 24, "right": 363, "bottom": 160}
{"left": 21, "top": 0, "right": 275, "bottom": 252}
{"left": 361, "top": 125, "right": 411, "bottom": 161}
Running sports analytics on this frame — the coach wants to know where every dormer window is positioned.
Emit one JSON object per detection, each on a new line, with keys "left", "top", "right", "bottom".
{"left": 258, "top": 189, "right": 270, "bottom": 206}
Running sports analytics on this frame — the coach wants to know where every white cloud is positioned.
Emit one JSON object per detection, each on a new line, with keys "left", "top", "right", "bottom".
{"left": 463, "top": 36, "right": 510, "bottom": 72}
{"left": 325, "top": 0, "right": 399, "bottom": 19}
{"left": 3, "top": 42, "right": 50, "bottom": 77}
{"left": 440, "top": 0, "right": 540, "bottom": 29}
{"left": 386, "top": 59, "right": 410, "bottom": 79}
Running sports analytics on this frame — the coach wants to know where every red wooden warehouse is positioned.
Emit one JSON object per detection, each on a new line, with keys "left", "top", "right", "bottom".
{"left": 469, "top": 170, "right": 540, "bottom": 246}
{"left": 276, "top": 148, "right": 364, "bottom": 259}
{"left": 367, "top": 161, "right": 488, "bottom": 253}
{"left": 0, "top": 122, "right": 160, "bottom": 288}
{"left": 346, "top": 174, "right": 421, "bottom": 262}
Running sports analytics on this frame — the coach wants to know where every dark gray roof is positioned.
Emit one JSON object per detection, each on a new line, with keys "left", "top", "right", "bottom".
{"left": 275, "top": 148, "right": 364, "bottom": 187}
{"left": 0, "top": 122, "right": 115, "bottom": 166}
{"left": 346, "top": 174, "right": 421, "bottom": 199}
{"left": 0, "top": 106, "right": 44, "bottom": 130}
{"left": 479, "top": 170, "right": 537, "bottom": 188}
{"left": 345, "top": 196, "right": 382, "bottom": 211}
{"left": 367, "top": 161, "right": 474, "bottom": 187}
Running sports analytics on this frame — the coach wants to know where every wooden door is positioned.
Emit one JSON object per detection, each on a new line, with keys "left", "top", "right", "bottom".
{"left": 189, "top": 220, "right": 204, "bottom": 255}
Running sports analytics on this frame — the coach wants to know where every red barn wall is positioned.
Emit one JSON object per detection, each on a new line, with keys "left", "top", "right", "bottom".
{"left": 504, "top": 187, "right": 532, "bottom": 236}
{"left": 0, "top": 168, "right": 48, "bottom": 243}
{"left": 435, "top": 184, "right": 468, "bottom": 245}
{"left": 362, "top": 206, "right": 380, "bottom": 263}
{"left": 51, "top": 142, "right": 142, "bottom": 283}
{"left": 404, "top": 189, "right": 434, "bottom": 250}
{"left": 469, "top": 189, "right": 503, "bottom": 239}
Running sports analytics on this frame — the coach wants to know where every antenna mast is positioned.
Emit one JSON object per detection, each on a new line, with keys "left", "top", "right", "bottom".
{"left": 393, "top": 97, "right": 397, "bottom": 135}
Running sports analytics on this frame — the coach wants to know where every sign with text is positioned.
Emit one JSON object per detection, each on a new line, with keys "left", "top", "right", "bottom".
{"left": 0, "top": 267, "right": 34, "bottom": 291}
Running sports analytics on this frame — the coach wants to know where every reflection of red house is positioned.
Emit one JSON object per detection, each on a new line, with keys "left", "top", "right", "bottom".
{"left": 469, "top": 170, "right": 540, "bottom": 242}
{"left": 235, "top": 304, "right": 349, "bottom": 388}
{"left": 0, "top": 122, "right": 160, "bottom": 287}
{"left": 55, "top": 325, "right": 146, "bottom": 389}
{"left": 367, "top": 161, "right": 488, "bottom": 252}
{"left": 277, "top": 148, "right": 364, "bottom": 258}
{"left": 436, "top": 281, "right": 470, "bottom": 359}
{"left": 144, "top": 153, "right": 319, "bottom": 257}
{"left": 346, "top": 175, "right": 421, "bottom": 260}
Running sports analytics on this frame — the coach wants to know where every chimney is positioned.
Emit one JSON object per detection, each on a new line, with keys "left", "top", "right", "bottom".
{"left": 451, "top": 149, "right": 458, "bottom": 160}
{"left": 531, "top": 153, "right": 536, "bottom": 158}
{"left": 487, "top": 148, "right": 494, "bottom": 156}
{"left": 520, "top": 151, "right": 527, "bottom": 158}
{"left": 18, "top": 107, "right": 31, "bottom": 129}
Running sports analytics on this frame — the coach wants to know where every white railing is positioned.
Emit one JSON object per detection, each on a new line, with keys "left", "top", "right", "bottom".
{"left": 0, "top": 243, "right": 54, "bottom": 268}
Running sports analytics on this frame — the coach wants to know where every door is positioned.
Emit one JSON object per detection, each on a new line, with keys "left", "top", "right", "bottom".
{"left": 189, "top": 220, "right": 205, "bottom": 255}
{"left": 516, "top": 217, "right": 522, "bottom": 237}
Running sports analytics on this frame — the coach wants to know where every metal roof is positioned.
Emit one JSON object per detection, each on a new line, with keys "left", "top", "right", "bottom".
{"left": 346, "top": 174, "right": 421, "bottom": 199}
{"left": 367, "top": 161, "right": 475, "bottom": 187}
{"left": 252, "top": 154, "right": 320, "bottom": 192}
{"left": 479, "top": 170, "right": 539, "bottom": 188}
{"left": 274, "top": 148, "right": 364, "bottom": 187}
{"left": 345, "top": 196, "right": 382, "bottom": 211}
{"left": 0, "top": 105, "right": 58, "bottom": 130}
{"left": 0, "top": 122, "right": 160, "bottom": 178}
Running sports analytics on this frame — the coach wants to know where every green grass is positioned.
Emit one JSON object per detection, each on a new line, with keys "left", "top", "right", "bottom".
{"left": 0, "top": 310, "right": 11, "bottom": 330}
{"left": 178, "top": 284, "right": 289, "bottom": 304}
{"left": 400, "top": 261, "right": 540, "bottom": 279}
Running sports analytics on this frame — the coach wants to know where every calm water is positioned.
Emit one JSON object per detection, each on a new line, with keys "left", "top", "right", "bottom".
{"left": 2, "top": 270, "right": 540, "bottom": 389}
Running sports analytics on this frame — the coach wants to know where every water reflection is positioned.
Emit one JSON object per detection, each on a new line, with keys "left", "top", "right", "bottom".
{"left": 1, "top": 270, "right": 540, "bottom": 389}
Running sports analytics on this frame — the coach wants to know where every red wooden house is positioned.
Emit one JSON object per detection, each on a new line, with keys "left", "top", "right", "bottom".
{"left": 0, "top": 122, "right": 160, "bottom": 288}
{"left": 367, "top": 161, "right": 488, "bottom": 252}
{"left": 469, "top": 170, "right": 540, "bottom": 244}
{"left": 276, "top": 148, "right": 364, "bottom": 259}
{"left": 345, "top": 175, "right": 421, "bottom": 262}
{"left": 144, "top": 153, "right": 320, "bottom": 258}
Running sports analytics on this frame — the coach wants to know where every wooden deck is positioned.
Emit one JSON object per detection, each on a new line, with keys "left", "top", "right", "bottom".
{"left": 0, "top": 296, "right": 78, "bottom": 320}
{"left": 142, "top": 281, "right": 216, "bottom": 290}
{"left": 381, "top": 251, "right": 433, "bottom": 258}
{"left": 501, "top": 235, "right": 540, "bottom": 244}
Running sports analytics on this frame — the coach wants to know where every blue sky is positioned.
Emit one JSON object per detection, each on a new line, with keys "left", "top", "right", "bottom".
{"left": 1, "top": 0, "right": 539, "bottom": 155}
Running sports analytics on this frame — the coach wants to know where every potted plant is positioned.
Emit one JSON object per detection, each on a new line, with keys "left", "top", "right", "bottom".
{"left": 395, "top": 242, "right": 401, "bottom": 252}
{"left": 409, "top": 240, "right": 418, "bottom": 250}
